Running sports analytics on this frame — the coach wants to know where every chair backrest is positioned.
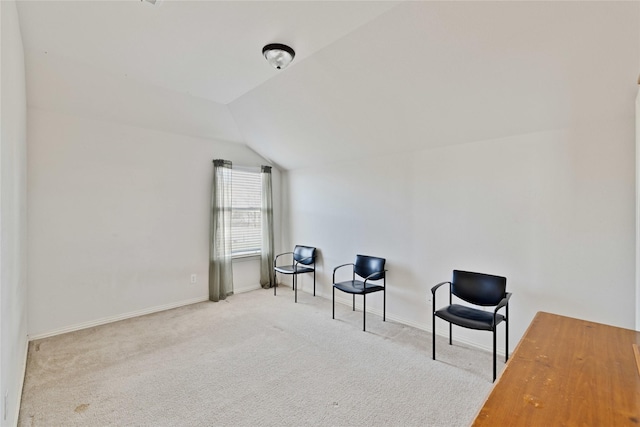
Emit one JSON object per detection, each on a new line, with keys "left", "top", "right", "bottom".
{"left": 293, "top": 245, "right": 316, "bottom": 265}
{"left": 451, "top": 270, "right": 506, "bottom": 306}
{"left": 354, "top": 255, "right": 386, "bottom": 280}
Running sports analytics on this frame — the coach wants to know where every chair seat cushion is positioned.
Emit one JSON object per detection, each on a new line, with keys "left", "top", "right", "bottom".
{"left": 334, "top": 280, "right": 384, "bottom": 295}
{"left": 274, "top": 265, "right": 314, "bottom": 275}
{"left": 435, "top": 304, "right": 504, "bottom": 331}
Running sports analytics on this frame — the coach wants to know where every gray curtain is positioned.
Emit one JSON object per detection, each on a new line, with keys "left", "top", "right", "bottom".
{"left": 209, "top": 159, "right": 233, "bottom": 301}
{"left": 260, "top": 165, "right": 275, "bottom": 288}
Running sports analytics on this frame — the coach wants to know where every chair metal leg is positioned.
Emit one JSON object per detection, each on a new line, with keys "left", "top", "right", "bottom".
{"left": 432, "top": 317, "right": 436, "bottom": 360}
{"left": 313, "top": 269, "right": 316, "bottom": 296}
{"left": 432, "top": 298, "right": 436, "bottom": 360}
{"left": 363, "top": 293, "right": 366, "bottom": 331}
{"left": 294, "top": 274, "right": 297, "bottom": 303}
{"left": 505, "top": 305, "right": 509, "bottom": 362}
{"left": 383, "top": 288, "right": 386, "bottom": 322}
{"left": 273, "top": 272, "right": 277, "bottom": 296}
{"left": 352, "top": 295, "right": 355, "bottom": 311}
{"left": 332, "top": 287, "right": 335, "bottom": 319}
{"left": 493, "top": 328, "right": 497, "bottom": 382}
{"left": 449, "top": 323, "right": 452, "bottom": 345}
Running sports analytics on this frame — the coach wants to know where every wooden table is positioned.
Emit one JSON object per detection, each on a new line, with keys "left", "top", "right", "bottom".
{"left": 472, "top": 311, "right": 640, "bottom": 426}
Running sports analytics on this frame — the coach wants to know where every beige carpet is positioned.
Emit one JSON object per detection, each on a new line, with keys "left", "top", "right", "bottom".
{"left": 18, "top": 288, "right": 499, "bottom": 426}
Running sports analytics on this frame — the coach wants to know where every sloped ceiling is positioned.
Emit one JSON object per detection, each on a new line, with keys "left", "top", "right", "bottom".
{"left": 17, "top": 0, "right": 399, "bottom": 142}
{"left": 230, "top": 1, "right": 639, "bottom": 169}
{"left": 16, "top": 1, "right": 639, "bottom": 170}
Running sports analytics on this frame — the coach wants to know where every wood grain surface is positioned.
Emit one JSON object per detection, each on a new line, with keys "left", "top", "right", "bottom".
{"left": 472, "top": 311, "right": 640, "bottom": 426}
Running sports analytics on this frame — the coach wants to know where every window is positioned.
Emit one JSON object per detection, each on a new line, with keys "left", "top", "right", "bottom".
{"left": 231, "top": 169, "right": 261, "bottom": 257}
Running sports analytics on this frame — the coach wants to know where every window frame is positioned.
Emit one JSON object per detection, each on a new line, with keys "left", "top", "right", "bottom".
{"left": 230, "top": 167, "right": 262, "bottom": 259}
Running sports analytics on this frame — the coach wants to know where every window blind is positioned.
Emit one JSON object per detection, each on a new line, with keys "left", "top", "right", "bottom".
{"left": 231, "top": 170, "right": 262, "bottom": 256}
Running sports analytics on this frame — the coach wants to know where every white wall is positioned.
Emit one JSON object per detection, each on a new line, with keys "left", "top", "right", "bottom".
{"left": 27, "top": 108, "right": 281, "bottom": 338}
{"left": 0, "top": 0, "right": 29, "bottom": 425}
{"left": 286, "top": 117, "right": 635, "bottom": 354}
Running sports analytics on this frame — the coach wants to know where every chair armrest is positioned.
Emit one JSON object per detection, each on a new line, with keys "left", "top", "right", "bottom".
{"left": 363, "top": 269, "right": 387, "bottom": 285}
{"left": 431, "top": 281, "right": 450, "bottom": 304}
{"left": 494, "top": 292, "right": 512, "bottom": 314}
{"left": 431, "top": 281, "right": 450, "bottom": 295}
{"left": 431, "top": 281, "right": 451, "bottom": 313}
{"left": 333, "top": 263, "right": 354, "bottom": 283}
{"left": 492, "top": 292, "right": 512, "bottom": 326}
{"left": 274, "top": 252, "right": 294, "bottom": 267}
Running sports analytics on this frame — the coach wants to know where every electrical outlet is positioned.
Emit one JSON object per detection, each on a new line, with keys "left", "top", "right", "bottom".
{"left": 190, "top": 274, "right": 197, "bottom": 284}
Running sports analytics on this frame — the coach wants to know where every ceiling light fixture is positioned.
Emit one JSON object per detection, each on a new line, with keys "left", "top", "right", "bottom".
{"left": 262, "top": 43, "right": 295, "bottom": 70}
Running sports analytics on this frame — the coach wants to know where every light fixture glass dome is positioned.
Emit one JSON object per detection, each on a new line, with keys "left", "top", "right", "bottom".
{"left": 262, "top": 43, "right": 295, "bottom": 70}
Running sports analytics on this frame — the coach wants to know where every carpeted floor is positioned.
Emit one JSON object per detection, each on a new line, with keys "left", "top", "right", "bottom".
{"left": 18, "top": 288, "right": 498, "bottom": 426}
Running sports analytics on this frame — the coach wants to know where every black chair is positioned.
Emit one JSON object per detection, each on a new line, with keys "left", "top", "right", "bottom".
{"left": 332, "top": 255, "right": 386, "bottom": 331}
{"left": 273, "top": 245, "right": 316, "bottom": 303}
{"left": 431, "top": 270, "right": 511, "bottom": 382}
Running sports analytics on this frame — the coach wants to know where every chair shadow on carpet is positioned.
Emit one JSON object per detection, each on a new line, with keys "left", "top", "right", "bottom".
{"left": 306, "top": 290, "right": 500, "bottom": 382}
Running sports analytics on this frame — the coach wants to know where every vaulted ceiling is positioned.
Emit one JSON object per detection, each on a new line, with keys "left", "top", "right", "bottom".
{"left": 16, "top": 1, "right": 639, "bottom": 170}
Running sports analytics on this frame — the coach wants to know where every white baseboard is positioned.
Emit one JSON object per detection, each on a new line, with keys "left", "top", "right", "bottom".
{"left": 13, "top": 337, "right": 29, "bottom": 427}
{"left": 27, "top": 285, "right": 506, "bottom": 357}
{"left": 28, "top": 284, "right": 263, "bottom": 342}
{"left": 234, "top": 284, "right": 262, "bottom": 294}
{"left": 9, "top": 337, "right": 29, "bottom": 426}
{"left": 28, "top": 296, "right": 210, "bottom": 341}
